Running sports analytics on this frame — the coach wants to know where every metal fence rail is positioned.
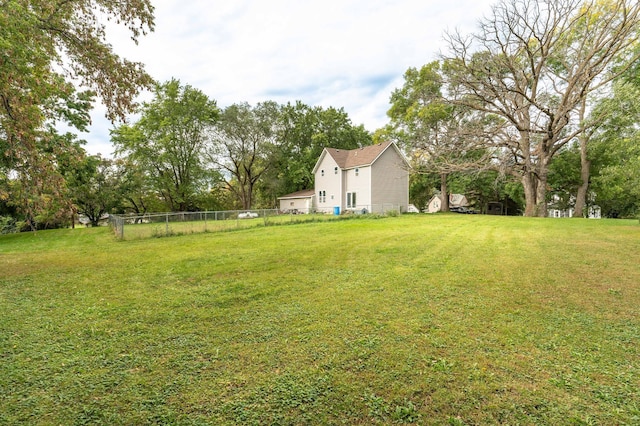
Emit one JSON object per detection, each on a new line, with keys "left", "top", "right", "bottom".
{"left": 108, "top": 206, "right": 404, "bottom": 240}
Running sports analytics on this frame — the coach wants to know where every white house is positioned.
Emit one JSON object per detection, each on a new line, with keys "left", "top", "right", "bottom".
{"left": 277, "top": 189, "right": 315, "bottom": 213}
{"left": 548, "top": 205, "right": 602, "bottom": 219}
{"left": 426, "top": 193, "right": 469, "bottom": 213}
{"left": 310, "top": 141, "right": 409, "bottom": 214}
{"left": 547, "top": 194, "right": 602, "bottom": 219}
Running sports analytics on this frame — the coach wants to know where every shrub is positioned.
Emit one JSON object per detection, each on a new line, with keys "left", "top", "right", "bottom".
{"left": 0, "top": 215, "right": 20, "bottom": 234}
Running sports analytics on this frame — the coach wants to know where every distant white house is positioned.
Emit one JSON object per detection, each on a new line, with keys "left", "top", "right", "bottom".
{"left": 547, "top": 194, "right": 601, "bottom": 219}
{"left": 548, "top": 205, "right": 602, "bottom": 219}
{"left": 278, "top": 141, "right": 410, "bottom": 214}
{"left": 426, "top": 193, "right": 469, "bottom": 213}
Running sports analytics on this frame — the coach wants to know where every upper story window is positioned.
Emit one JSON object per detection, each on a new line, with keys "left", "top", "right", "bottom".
{"left": 355, "top": 168, "right": 359, "bottom": 176}
{"left": 334, "top": 167, "right": 338, "bottom": 174}
{"left": 321, "top": 169, "right": 324, "bottom": 176}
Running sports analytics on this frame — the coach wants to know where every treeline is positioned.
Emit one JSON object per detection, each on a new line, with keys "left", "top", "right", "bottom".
{"left": 1, "top": 80, "right": 371, "bottom": 230}
{"left": 2, "top": 0, "right": 639, "bottom": 232}
{"left": 380, "top": 0, "right": 640, "bottom": 218}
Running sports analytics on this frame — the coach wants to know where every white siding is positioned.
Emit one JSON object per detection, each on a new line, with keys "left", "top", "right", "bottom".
{"left": 370, "top": 147, "right": 409, "bottom": 213}
{"left": 427, "top": 196, "right": 442, "bottom": 213}
{"left": 314, "top": 154, "right": 343, "bottom": 213}
{"left": 279, "top": 197, "right": 313, "bottom": 213}
{"left": 344, "top": 165, "right": 372, "bottom": 212}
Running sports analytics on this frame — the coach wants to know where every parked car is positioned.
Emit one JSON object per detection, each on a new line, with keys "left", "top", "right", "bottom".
{"left": 238, "top": 211, "right": 259, "bottom": 219}
{"left": 451, "top": 206, "right": 477, "bottom": 214}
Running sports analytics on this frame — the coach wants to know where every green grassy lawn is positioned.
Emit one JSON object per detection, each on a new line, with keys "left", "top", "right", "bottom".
{"left": 118, "top": 212, "right": 343, "bottom": 240}
{"left": 1, "top": 215, "right": 639, "bottom": 425}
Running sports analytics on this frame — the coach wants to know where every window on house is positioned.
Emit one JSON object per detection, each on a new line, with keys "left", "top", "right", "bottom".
{"left": 355, "top": 168, "right": 359, "bottom": 176}
{"left": 321, "top": 169, "right": 324, "bottom": 176}
{"left": 347, "top": 192, "right": 357, "bottom": 208}
{"left": 318, "top": 191, "right": 326, "bottom": 203}
{"left": 334, "top": 167, "right": 338, "bottom": 174}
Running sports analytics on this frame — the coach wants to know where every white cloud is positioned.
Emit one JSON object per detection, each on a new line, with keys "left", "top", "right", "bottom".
{"left": 84, "top": 0, "right": 496, "bottom": 156}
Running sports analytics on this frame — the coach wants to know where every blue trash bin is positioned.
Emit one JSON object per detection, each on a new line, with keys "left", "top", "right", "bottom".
{"left": 333, "top": 206, "right": 340, "bottom": 215}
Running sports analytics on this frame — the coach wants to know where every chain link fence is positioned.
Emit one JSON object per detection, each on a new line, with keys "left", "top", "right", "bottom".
{"left": 108, "top": 205, "right": 404, "bottom": 240}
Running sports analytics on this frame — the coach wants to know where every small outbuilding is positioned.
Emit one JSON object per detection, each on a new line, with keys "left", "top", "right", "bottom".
{"left": 277, "top": 189, "right": 315, "bottom": 214}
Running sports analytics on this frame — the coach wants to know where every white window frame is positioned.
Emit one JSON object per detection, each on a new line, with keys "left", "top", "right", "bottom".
{"left": 347, "top": 192, "right": 357, "bottom": 209}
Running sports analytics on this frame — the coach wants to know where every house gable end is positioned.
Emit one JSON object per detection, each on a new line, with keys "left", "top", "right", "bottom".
{"left": 312, "top": 149, "right": 329, "bottom": 174}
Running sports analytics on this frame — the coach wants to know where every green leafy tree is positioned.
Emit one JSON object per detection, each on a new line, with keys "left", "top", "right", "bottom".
{"left": 590, "top": 81, "right": 640, "bottom": 217}
{"left": 66, "top": 154, "right": 121, "bottom": 226}
{"left": 112, "top": 79, "right": 220, "bottom": 212}
{"left": 3, "top": 128, "right": 88, "bottom": 230}
{"left": 547, "top": 145, "right": 582, "bottom": 211}
{"left": 444, "top": 0, "right": 640, "bottom": 216}
{"left": 258, "top": 102, "right": 371, "bottom": 206}
{"left": 408, "top": 173, "right": 439, "bottom": 212}
{"left": 593, "top": 136, "right": 640, "bottom": 218}
{"left": 207, "top": 102, "right": 281, "bottom": 210}
{"left": 112, "top": 158, "right": 159, "bottom": 215}
{"left": 387, "top": 61, "right": 493, "bottom": 211}
{"left": 1, "top": 0, "right": 154, "bottom": 223}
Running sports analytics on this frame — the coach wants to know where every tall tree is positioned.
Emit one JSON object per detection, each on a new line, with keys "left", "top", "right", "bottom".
{"left": 387, "top": 61, "right": 494, "bottom": 212}
{"left": 590, "top": 80, "right": 640, "bottom": 217}
{"left": 443, "top": 0, "right": 640, "bottom": 216}
{"left": 258, "top": 102, "right": 371, "bottom": 206}
{"left": 66, "top": 154, "right": 121, "bottom": 226}
{"left": 1, "top": 0, "right": 154, "bottom": 222}
{"left": 112, "top": 79, "right": 220, "bottom": 212}
{"left": 112, "top": 157, "right": 161, "bottom": 215}
{"left": 207, "top": 102, "right": 280, "bottom": 210}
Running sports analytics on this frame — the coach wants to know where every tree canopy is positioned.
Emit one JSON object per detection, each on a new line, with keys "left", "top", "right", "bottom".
{"left": 386, "top": 61, "right": 494, "bottom": 211}
{"left": 1, "top": 0, "right": 154, "bottom": 227}
{"left": 443, "top": 0, "right": 640, "bottom": 216}
{"left": 112, "top": 79, "right": 220, "bottom": 212}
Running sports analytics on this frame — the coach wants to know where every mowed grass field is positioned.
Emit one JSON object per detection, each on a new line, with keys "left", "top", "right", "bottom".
{"left": 1, "top": 214, "right": 639, "bottom": 425}
{"left": 118, "top": 212, "right": 344, "bottom": 240}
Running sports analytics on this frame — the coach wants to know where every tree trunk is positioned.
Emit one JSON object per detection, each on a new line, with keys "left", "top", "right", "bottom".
{"left": 241, "top": 182, "right": 252, "bottom": 210}
{"left": 522, "top": 172, "right": 537, "bottom": 217}
{"left": 440, "top": 173, "right": 449, "bottom": 212}
{"left": 535, "top": 164, "right": 548, "bottom": 217}
{"left": 574, "top": 102, "right": 590, "bottom": 218}
{"left": 574, "top": 138, "right": 590, "bottom": 218}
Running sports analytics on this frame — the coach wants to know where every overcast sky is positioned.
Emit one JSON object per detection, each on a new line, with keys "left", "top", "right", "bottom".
{"left": 85, "top": 0, "right": 496, "bottom": 156}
